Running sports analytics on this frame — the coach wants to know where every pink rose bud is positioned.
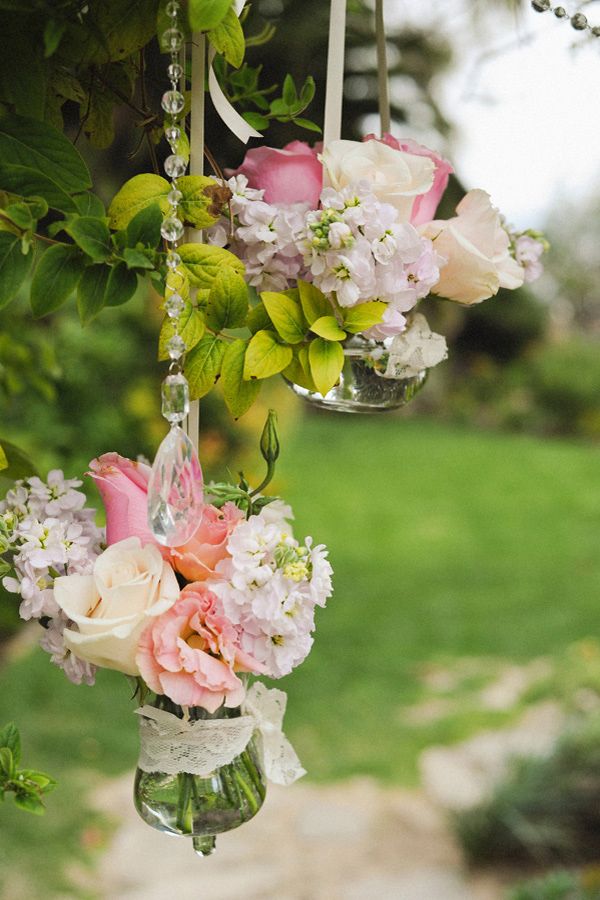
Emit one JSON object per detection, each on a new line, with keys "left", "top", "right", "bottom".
{"left": 227, "top": 140, "right": 323, "bottom": 208}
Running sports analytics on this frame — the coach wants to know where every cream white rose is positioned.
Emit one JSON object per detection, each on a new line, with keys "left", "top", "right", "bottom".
{"left": 423, "top": 189, "right": 525, "bottom": 305}
{"left": 320, "top": 139, "right": 435, "bottom": 220}
{"left": 53, "top": 537, "right": 180, "bottom": 675}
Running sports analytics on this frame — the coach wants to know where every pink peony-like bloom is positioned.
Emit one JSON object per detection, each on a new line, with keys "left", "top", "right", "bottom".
{"left": 136, "top": 583, "right": 263, "bottom": 712}
{"left": 172, "top": 502, "right": 244, "bottom": 582}
{"left": 228, "top": 140, "right": 323, "bottom": 208}
{"left": 89, "top": 453, "right": 155, "bottom": 548}
{"left": 364, "top": 133, "right": 453, "bottom": 226}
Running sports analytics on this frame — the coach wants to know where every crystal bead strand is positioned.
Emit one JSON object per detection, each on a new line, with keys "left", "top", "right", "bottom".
{"left": 147, "top": 0, "right": 204, "bottom": 548}
{"left": 531, "top": 1, "right": 600, "bottom": 37}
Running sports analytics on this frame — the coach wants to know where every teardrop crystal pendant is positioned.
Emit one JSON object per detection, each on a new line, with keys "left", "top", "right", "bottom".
{"left": 147, "top": 425, "right": 204, "bottom": 546}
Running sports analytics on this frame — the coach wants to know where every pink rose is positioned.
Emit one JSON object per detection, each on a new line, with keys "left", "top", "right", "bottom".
{"left": 228, "top": 140, "right": 323, "bottom": 207}
{"left": 89, "top": 453, "right": 156, "bottom": 548}
{"left": 364, "top": 133, "right": 453, "bottom": 226}
{"left": 136, "top": 583, "right": 263, "bottom": 712}
{"left": 172, "top": 501, "right": 244, "bottom": 582}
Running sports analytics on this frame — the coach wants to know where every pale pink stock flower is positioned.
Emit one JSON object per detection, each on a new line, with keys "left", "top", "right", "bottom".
{"left": 364, "top": 133, "right": 453, "bottom": 226}
{"left": 227, "top": 140, "right": 323, "bottom": 208}
{"left": 172, "top": 502, "right": 244, "bottom": 582}
{"left": 136, "top": 583, "right": 264, "bottom": 713}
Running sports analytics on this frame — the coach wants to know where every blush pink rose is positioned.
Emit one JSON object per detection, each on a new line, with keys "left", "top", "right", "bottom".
{"left": 228, "top": 140, "right": 323, "bottom": 208}
{"left": 136, "top": 583, "right": 263, "bottom": 712}
{"left": 364, "top": 133, "right": 453, "bottom": 226}
{"left": 89, "top": 453, "right": 155, "bottom": 548}
{"left": 172, "top": 502, "right": 244, "bottom": 582}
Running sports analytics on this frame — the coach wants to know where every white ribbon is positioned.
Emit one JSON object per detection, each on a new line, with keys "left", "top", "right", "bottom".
{"left": 207, "top": 0, "right": 261, "bottom": 144}
{"left": 323, "top": 0, "right": 347, "bottom": 148}
{"left": 135, "top": 683, "right": 305, "bottom": 786}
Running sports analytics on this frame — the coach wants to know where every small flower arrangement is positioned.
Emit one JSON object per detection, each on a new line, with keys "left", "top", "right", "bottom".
{"left": 0, "top": 420, "right": 332, "bottom": 852}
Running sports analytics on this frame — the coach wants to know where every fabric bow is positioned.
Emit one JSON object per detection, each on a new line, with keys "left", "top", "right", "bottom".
{"left": 242, "top": 682, "right": 306, "bottom": 786}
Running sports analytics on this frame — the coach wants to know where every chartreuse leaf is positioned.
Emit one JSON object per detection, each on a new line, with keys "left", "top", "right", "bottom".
{"left": 310, "top": 315, "right": 346, "bottom": 341}
{"left": 262, "top": 290, "right": 307, "bottom": 344}
{"left": 0, "top": 723, "right": 20, "bottom": 766}
{"left": 3, "top": 202, "right": 33, "bottom": 231}
{"left": 158, "top": 301, "right": 205, "bottom": 360}
{"left": 244, "top": 330, "right": 293, "bottom": 380}
{"left": 186, "top": 334, "right": 226, "bottom": 399}
{"left": 205, "top": 267, "right": 248, "bottom": 331}
{"left": 177, "top": 176, "right": 222, "bottom": 229}
{"left": 126, "top": 202, "right": 162, "bottom": 248}
{"left": 188, "top": 0, "right": 232, "bottom": 31}
{"left": 178, "top": 243, "right": 244, "bottom": 289}
{"left": 77, "top": 265, "right": 110, "bottom": 324}
{"left": 165, "top": 268, "right": 190, "bottom": 301}
{"left": 283, "top": 345, "right": 317, "bottom": 392}
{"left": 30, "top": 245, "right": 84, "bottom": 317}
{"left": 0, "top": 232, "right": 32, "bottom": 309}
{"left": 246, "top": 302, "right": 271, "bottom": 335}
{"left": 0, "top": 113, "right": 91, "bottom": 193}
{"left": 298, "top": 280, "right": 332, "bottom": 325}
{"left": 342, "top": 301, "right": 386, "bottom": 334}
{"left": 0, "top": 747, "right": 14, "bottom": 779}
{"left": 104, "top": 264, "right": 137, "bottom": 307}
{"left": 107, "top": 174, "right": 170, "bottom": 230}
{"left": 0, "top": 445, "right": 7, "bottom": 471}
{"left": 308, "top": 337, "right": 344, "bottom": 396}
{"left": 0, "top": 440, "right": 37, "bottom": 484}
{"left": 221, "top": 339, "right": 261, "bottom": 418}
{"left": 208, "top": 6, "right": 244, "bottom": 67}
{"left": 66, "top": 217, "right": 111, "bottom": 262}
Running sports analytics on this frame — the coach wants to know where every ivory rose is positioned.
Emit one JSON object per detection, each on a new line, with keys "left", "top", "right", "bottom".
{"left": 172, "top": 501, "right": 244, "bottom": 582}
{"left": 228, "top": 140, "right": 323, "bottom": 207}
{"left": 320, "top": 139, "right": 435, "bottom": 220}
{"left": 364, "top": 133, "right": 453, "bottom": 226}
{"left": 53, "top": 537, "right": 180, "bottom": 675}
{"left": 136, "top": 583, "right": 263, "bottom": 712}
{"left": 89, "top": 453, "right": 155, "bottom": 548}
{"left": 423, "top": 189, "right": 525, "bottom": 305}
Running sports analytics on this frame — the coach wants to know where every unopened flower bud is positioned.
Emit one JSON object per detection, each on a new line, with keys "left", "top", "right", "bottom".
{"left": 260, "top": 409, "right": 280, "bottom": 464}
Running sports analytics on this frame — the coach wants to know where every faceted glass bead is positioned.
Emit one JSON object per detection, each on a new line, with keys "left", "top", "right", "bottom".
{"left": 161, "top": 216, "right": 185, "bottom": 242}
{"left": 571, "top": 12, "right": 588, "bottom": 29}
{"left": 554, "top": 6, "right": 567, "bottom": 17}
{"left": 592, "top": 25, "right": 600, "bottom": 36}
{"left": 147, "top": 425, "right": 204, "bottom": 547}
{"left": 165, "top": 125, "right": 181, "bottom": 144}
{"left": 166, "top": 0, "right": 179, "bottom": 17}
{"left": 166, "top": 251, "right": 182, "bottom": 270}
{"left": 164, "top": 154, "right": 187, "bottom": 178}
{"left": 161, "top": 28, "right": 184, "bottom": 52}
{"left": 167, "top": 187, "right": 183, "bottom": 206}
{"left": 161, "top": 90, "right": 185, "bottom": 115}
{"left": 531, "top": 0, "right": 550, "bottom": 11}
{"left": 161, "top": 372, "right": 189, "bottom": 424}
{"left": 167, "top": 62, "right": 183, "bottom": 82}
{"left": 167, "top": 334, "right": 186, "bottom": 359}
{"left": 165, "top": 292, "right": 185, "bottom": 318}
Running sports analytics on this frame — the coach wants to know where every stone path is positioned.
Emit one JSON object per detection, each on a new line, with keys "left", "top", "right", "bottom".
{"left": 93, "top": 776, "right": 508, "bottom": 900}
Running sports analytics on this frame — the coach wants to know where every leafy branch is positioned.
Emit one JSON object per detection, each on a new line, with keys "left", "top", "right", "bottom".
{"left": 0, "top": 723, "right": 56, "bottom": 815}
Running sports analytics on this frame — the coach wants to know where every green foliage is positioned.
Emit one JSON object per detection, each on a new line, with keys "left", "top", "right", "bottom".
{"left": 186, "top": 334, "right": 226, "bottom": 399}
{"left": 178, "top": 242, "right": 245, "bottom": 288}
{"left": 310, "top": 315, "right": 346, "bottom": 341}
{"left": 220, "top": 338, "right": 261, "bottom": 418}
{"left": 107, "top": 174, "right": 170, "bottom": 230}
{"left": 30, "top": 245, "right": 85, "bottom": 317}
{"left": 0, "top": 233, "right": 33, "bottom": 309}
{"left": 204, "top": 268, "right": 249, "bottom": 331}
{"left": 262, "top": 290, "right": 307, "bottom": 344}
{"left": 308, "top": 337, "right": 344, "bottom": 396}
{"left": 158, "top": 300, "right": 205, "bottom": 360}
{"left": 509, "top": 871, "right": 600, "bottom": 900}
{"left": 244, "top": 329, "right": 293, "bottom": 380}
{"left": 209, "top": 6, "right": 245, "bottom": 68}
{"left": 188, "top": 0, "right": 232, "bottom": 32}
{"left": 0, "top": 723, "right": 55, "bottom": 815}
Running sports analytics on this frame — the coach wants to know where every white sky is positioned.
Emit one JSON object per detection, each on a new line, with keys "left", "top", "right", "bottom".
{"left": 386, "top": 0, "right": 600, "bottom": 228}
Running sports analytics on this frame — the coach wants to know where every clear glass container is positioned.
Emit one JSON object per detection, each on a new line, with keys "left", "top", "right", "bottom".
{"left": 286, "top": 336, "right": 427, "bottom": 413}
{"left": 134, "top": 699, "right": 266, "bottom": 856}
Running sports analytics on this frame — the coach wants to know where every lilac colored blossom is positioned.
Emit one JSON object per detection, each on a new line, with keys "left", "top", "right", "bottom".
{"left": 514, "top": 234, "right": 546, "bottom": 283}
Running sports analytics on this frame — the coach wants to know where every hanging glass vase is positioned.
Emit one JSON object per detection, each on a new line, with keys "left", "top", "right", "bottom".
{"left": 134, "top": 698, "right": 266, "bottom": 857}
{"left": 286, "top": 335, "right": 428, "bottom": 414}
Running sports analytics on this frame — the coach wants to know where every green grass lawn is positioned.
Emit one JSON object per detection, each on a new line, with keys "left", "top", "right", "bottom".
{"left": 2, "top": 413, "right": 600, "bottom": 895}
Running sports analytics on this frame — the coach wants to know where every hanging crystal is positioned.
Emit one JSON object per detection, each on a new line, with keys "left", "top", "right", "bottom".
{"left": 147, "top": 425, "right": 204, "bottom": 547}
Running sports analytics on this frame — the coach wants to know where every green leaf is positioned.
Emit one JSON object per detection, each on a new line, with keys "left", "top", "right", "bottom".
{"left": 0, "top": 164, "right": 78, "bottom": 213}
{"left": 59, "top": 0, "right": 158, "bottom": 66}
{"left": 282, "top": 74, "right": 298, "bottom": 107}
{"left": 158, "top": 302, "right": 205, "bottom": 360}
{"left": 262, "top": 290, "right": 307, "bottom": 344}
{"left": 188, "top": 0, "right": 232, "bottom": 31}
{"left": 208, "top": 7, "right": 245, "bottom": 67}
{"left": 0, "top": 23, "right": 45, "bottom": 119}
{"left": 242, "top": 112, "right": 268, "bottom": 132}
{"left": 186, "top": 335, "right": 226, "bottom": 399}
{"left": 73, "top": 193, "right": 105, "bottom": 217}
{"left": 177, "top": 176, "right": 221, "bottom": 229}
{"left": 246, "top": 301, "right": 272, "bottom": 335}
{"left": 77, "top": 265, "right": 110, "bottom": 324}
{"left": 310, "top": 315, "right": 346, "bottom": 341}
{"left": 243, "top": 330, "right": 293, "bottom": 380}
{"left": 205, "top": 268, "right": 248, "bottom": 331}
{"left": 104, "top": 264, "right": 138, "bottom": 308}
{"left": 108, "top": 174, "right": 169, "bottom": 230}
{"left": 0, "top": 232, "right": 32, "bottom": 309}
{"left": 294, "top": 118, "right": 322, "bottom": 134}
{"left": 121, "top": 248, "right": 154, "bottom": 270}
{"left": 300, "top": 76, "right": 316, "bottom": 107}
{"left": 221, "top": 339, "right": 261, "bottom": 418}
{"left": 298, "top": 280, "right": 332, "bottom": 325}
{"left": 13, "top": 791, "right": 45, "bottom": 815}
{"left": 0, "top": 441, "right": 37, "bottom": 484}
{"left": 0, "top": 445, "right": 7, "bottom": 471}
{"left": 178, "top": 243, "right": 244, "bottom": 289}
{"left": 30, "top": 244, "right": 84, "bottom": 317}
{"left": 0, "top": 113, "right": 91, "bottom": 193}
{"left": 342, "top": 301, "right": 386, "bottom": 334}
{"left": 3, "top": 202, "right": 33, "bottom": 231}
{"left": 283, "top": 346, "right": 317, "bottom": 392}
{"left": 308, "top": 337, "right": 344, "bottom": 396}
{"left": 0, "top": 723, "right": 20, "bottom": 766}
{"left": 19, "top": 770, "right": 56, "bottom": 794}
{"left": 0, "top": 747, "right": 14, "bottom": 778}
{"left": 66, "top": 217, "right": 111, "bottom": 262}
{"left": 126, "top": 202, "right": 162, "bottom": 248}
{"left": 43, "top": 19, "right": 66, "bottom": 57}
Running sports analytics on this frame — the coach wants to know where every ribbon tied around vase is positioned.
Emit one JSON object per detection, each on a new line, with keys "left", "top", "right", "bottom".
{"left": 136, "top": 682, "right": 305, "bottom": 786}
